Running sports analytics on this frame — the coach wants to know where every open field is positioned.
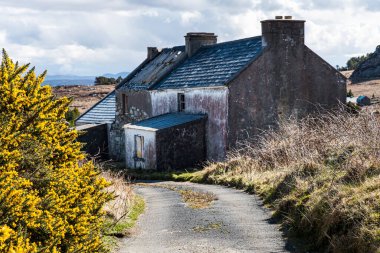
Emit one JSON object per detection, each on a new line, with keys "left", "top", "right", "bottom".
{"left": 53, "top": 85, "right": 114, "bottom": 113}
{"left": 342, "top": 70, "right": 380, "bottom": 99}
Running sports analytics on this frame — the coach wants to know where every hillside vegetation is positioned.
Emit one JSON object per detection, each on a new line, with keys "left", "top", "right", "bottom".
{"left": 187, "top": 109, "right": 380, "bottom": 252}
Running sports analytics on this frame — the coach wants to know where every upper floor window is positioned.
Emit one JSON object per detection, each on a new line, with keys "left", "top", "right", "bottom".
{"left": 178, "top": 93, "right": 185, "bottom": 112}
{"left": 122, "top": 94, "right": 128, "bottom": 114}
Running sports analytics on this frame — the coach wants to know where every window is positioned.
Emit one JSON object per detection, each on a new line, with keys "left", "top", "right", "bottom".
{"left": 122, "top": 94, "right": 128, "bottom": 114}
{"left": 134, "top": 135, "right": 144, "bottom": 159}
{"left": 178, "top": 93, "right": 185, "bottom": 112}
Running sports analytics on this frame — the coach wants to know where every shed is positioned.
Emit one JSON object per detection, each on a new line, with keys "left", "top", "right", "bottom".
{"left": 124, "top": 113, "right": 207, "bottom": 170}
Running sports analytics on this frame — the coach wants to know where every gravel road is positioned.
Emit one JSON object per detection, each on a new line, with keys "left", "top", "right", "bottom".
{"left": 118, "top": 181, "right": 292, "bottom": 253}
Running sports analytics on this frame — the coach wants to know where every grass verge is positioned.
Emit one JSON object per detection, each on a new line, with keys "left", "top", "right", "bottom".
{"left": 101, "top": 171, "right": 145, "bottom": 251}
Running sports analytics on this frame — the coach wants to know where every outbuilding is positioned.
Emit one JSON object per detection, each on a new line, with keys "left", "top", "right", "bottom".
{"left": 124, "top": 113, "right": 207, "bottom": 170}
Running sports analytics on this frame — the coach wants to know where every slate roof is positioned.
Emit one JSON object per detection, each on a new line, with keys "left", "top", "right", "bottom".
{"left": 75, "top": 91, "right": 116, "bottom": 125}
{"left": 75, "top": 36, "right": 263, "bottom": 125}
{"left": 124, "top": 113, "right": 206, "bottom": 131}
{"left": 125, "top": 46, "right": 186, "bottom": 90}
{"left": 152, "top": 36, "right": 262, "bottom": 89}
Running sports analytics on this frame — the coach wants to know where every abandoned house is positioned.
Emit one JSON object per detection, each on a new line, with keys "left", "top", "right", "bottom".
{"left": 76, "top": 16, "right": 347, "bottom": 170}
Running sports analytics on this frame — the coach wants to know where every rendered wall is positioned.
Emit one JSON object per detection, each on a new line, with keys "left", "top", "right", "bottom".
{"left": 150, "top": 87, "right": 228, "bottom": 161}
{"left": 124, "top": 127, "right": 156, "bottom": 170}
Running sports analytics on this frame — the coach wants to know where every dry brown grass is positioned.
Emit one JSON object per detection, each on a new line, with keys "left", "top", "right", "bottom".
{"left": 196, "top": 109, "right": 380, "bottom": 252}
{"left": 53, "top": 85, "right": 114, "bottom": 113}
{"left": 137, "top": 183, "right": 217, "bottom": 209}
{"left": 342, "top": 70, "right": 380, "bottom": 99}
{"left": 100, "top": 171, "right": 145, "bottom": 250}
{"left": 102, "top": 171, "right": 135, "bottom": 222}
{"left": 178, "top": 189, "right": 217, "bottom": 209}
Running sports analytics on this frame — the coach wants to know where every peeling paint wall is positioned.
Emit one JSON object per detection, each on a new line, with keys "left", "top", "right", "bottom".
{"left": 151, "top": 87, "right": 228, "bottom": 161}
{"left": 124, "top": 127, "right": 156, "bottom": 170}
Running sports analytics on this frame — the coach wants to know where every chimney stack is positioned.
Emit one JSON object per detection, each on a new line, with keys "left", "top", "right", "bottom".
{"left": 185, "top": 33, "right": 217, "bottom": 57}
{"left": 147, "top": 47, "right": 159, "bottom": 60}
{"left": 261, "top": 16, "right": 305, "bottom": 48}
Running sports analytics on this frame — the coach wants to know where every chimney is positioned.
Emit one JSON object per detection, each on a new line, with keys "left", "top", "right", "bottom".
{"left": 185, "top": 32, "right": 217, "bottom": 57}
{"left": 261, "top": 16, "right": 305, "bottom": 48}
{"left": 147, "top": 47, "right": 159, "bottom": 60}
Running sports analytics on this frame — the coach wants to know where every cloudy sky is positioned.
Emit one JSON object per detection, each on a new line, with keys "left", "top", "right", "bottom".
{"left": 0, "top": 0, "right": 379, "bottom": 76}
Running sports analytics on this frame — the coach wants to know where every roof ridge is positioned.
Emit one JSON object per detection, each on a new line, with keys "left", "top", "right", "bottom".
{"left": 201, "top": 35, "right": 261, "bottom": 49}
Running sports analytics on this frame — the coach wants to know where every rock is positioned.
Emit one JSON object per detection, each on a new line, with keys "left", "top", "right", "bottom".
{"left": 351, "top": 45, "right": 380, "bottom": 83}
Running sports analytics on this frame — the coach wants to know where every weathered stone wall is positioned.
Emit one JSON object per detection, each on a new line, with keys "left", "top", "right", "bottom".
{"left": 227, "top": 43, "right": 346, "bottom": 148}
{"left": 77, "top": 123, "right": 109, "bottom": 158}
{"left": 155, "top": 118, "right": 206, "bottom": 171}
{"left": 109, "top": 89, "right": 152, "bottom": 161}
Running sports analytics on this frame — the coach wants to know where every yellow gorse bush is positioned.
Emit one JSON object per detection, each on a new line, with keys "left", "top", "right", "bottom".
{"left": 0, "top": 50, "right": 112, "bottom": 252}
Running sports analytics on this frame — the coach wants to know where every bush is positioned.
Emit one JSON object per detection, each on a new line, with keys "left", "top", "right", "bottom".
{"left": 65, "top": 107, "right": 80, "bottom": 126}
{"left": 347, "top": 89, "right": 354, "bottom": 98}
{"left": 94, "top": 76, "right": 122, "bottom": 86}
{"left": 0, "top": 50, "right": 112, "bottom": 252}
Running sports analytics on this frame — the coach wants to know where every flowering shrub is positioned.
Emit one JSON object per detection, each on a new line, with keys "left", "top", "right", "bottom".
{"left": 0, "top": 50, "right": 112, "bottom": 252}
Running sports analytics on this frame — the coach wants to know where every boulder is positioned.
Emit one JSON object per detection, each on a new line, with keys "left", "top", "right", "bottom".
{"left": 350, "top": 45, "right": 380, "bottom": 83}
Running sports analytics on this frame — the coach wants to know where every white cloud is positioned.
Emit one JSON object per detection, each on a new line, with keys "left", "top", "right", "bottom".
{"left": 0, "top": 0, "right": 379, "bottom": 75}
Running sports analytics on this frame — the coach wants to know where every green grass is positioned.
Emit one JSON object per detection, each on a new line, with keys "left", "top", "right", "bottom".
{"left": 102, "top": 195, "right": 145, "bottom": 250}
{"left": 124, "top": 168, "right": 202, "bottom": 182}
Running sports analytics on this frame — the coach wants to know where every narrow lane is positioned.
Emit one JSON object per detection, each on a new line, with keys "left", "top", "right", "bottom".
{"left": 118, "top": 181, "right": 291, "bottom": 253}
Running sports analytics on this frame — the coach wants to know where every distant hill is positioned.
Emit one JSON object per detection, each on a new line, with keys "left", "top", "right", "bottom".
{"left": 43, "top": 72, "right": 129, "bottom": 86}
{"left": 351, "top": 45, "right": 380, "bottom": 83}
{"left": 102, "top": 72, "right": 129, "bottom": 79}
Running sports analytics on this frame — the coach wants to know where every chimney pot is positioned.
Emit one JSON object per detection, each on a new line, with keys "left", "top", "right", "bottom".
{"left": 261, "top": 18, "right": 305, "bottom": 48}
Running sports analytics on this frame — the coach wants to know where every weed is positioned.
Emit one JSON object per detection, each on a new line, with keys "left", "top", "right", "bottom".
{"left": 178, "top": 189, "right": 217, "bottom": 209}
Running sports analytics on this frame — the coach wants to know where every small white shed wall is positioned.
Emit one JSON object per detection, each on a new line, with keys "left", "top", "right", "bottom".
{"left": 124, "top": 127, "right": 156, "bottom": 170}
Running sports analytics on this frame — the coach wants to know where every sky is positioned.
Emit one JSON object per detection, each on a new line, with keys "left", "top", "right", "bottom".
{"left": 0, "top": 0, "right": 379, "bottom": 76}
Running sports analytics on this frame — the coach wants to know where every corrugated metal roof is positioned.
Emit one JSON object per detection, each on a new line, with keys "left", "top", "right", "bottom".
{"left": 76, "top": 91, "right": 116, "bottom": 125}
{"left": 125, "top": 46, "right": 186, "bottom": 90}
{"left": 152, "top": 36, "right": 262, "bottom": 89}
{"left": 125, "top": 113, "right": 206, "bottom": 131}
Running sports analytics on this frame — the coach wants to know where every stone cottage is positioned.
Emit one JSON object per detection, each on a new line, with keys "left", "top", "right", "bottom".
{"left": 76, "top": 16, "right": 346, "bottom": 170}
